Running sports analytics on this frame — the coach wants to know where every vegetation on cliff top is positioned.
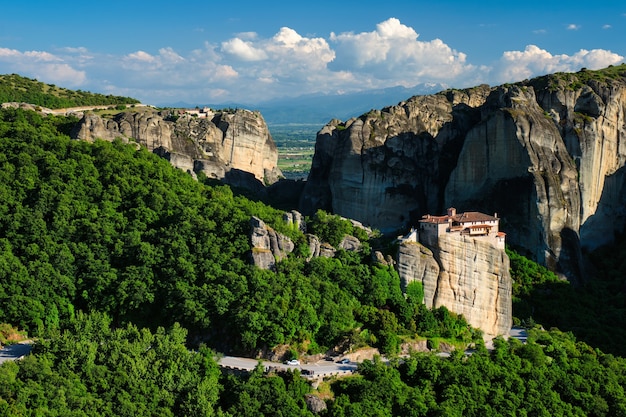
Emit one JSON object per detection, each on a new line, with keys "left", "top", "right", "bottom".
{"left": 0, "top": 74, "right": 140, "bottom": 109}
{"left": 527, "top": 63, "right": 626, "bottom": 92}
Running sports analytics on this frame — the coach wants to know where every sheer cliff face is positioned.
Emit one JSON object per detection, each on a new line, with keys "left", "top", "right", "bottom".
{"left": 397, "top": 237, "right": 512, "bottom": 338}
{"left": 301, "top": 66, "right": 626, "bottom": 280}
{"left": 446, "top": 85, "right": 582, "bottom": 276}
{"left": 534, "top": 78, "right": 626, "bottom": 260}
{"left": 300, "top": 86, "right": 491, "bottom": 233}
{"left": 72, "top": 109, "right": 281, "bottom": 184}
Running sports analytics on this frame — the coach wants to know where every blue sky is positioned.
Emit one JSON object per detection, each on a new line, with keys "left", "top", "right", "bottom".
{"left": 1, "top": 0, "right": 625, "bottom": 106}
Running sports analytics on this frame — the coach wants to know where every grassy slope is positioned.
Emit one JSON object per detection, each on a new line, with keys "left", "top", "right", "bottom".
{"left": 0, "top": 73, "right": 140, "bottom": 108}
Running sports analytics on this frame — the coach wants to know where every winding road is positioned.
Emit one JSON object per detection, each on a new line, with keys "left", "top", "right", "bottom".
{"left": 219, "top": 327, "right": 528, "bottom": 374}
{"left": 0, "top": 342, "right": 32, "bottom": 365}
{"left": 0, "top": 327, "right": 528, "bottom": 370}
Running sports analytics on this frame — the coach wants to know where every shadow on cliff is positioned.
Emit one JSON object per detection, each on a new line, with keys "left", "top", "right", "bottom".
{"left": 579, "top": 164, "right": 626, "bottom": 255}
{"left": 202, "top": 169, "right": 306, "bottom": 212}
{"left": 513, "top": 236, "right": 626, "bottom": 356}
{"left": 298, "top": 101, "right": 479, "bottom": 233}
{"left": 557, "top": 228, "right": 585, "bottom": 285}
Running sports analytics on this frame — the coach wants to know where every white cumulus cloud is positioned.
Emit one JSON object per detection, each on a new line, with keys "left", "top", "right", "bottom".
{"left": 158, "top": 47, "right": 185, "bottom": 64}
{"left": 493, "top": 45, "right": 624, "bottom": 83}
{"left": 0, "top": 47, "right": 21, "bottom": 59}
{"left": 265, "top": 27, "right": 335, "bottom": 71}
{"left": 328, "top": 18, "right": 474, "bottom": 86}
{"left": 221, "top": 38, "right": 268, "bottom": 61}
{"left": 126, "top": 50, "right": 156, "bottom": 63}
{"left": 212, "top": 65, "right": 238, "bottom": 80}
{"left": 217, "top": 26, "right": 337, "bottom": 98}
{"left": 0, "top": 47, "right": 85, "bottom": 86}
{"left": 23, "top": 50, "right": 62, "bottom": 62}
{"left": 1, "top": 18, "right": 623, "bottom": 106}
{"left": 60, "top": 46, "right": 89, "bottom": 54}
{"left": 123, "top": 48, "right": 185, "bottom": 71}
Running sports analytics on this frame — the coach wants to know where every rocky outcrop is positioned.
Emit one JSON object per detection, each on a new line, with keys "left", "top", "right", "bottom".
{"left": 397, "top": 241, "right": 440, "bottom": 290}
{"left": 339, "top": 235, "right": 362, "bottom": 252}
{"left": 305, "top": 395, "right": 327, "bottom": 414}
{"left": 249, "top": 217, "right": 295, "bottom": 270}
{"left": 283, "top": 210, "right": 306, "bottom": 233}
{"left": 445, "top": 85, "right": 582, "bottom": 276}
{"left": 305, "top": 234, "right": 337, "bottom": 260}
{"left": 301, "top": 65, "right": 626, "bottom": 280}
{"left": 397, "top": 235, "right": 512, "bottom": 337}
{"left": 248, "top": 213, "right": 365, "bottom": 268}
{"left": 71, "top": 108, "right": 282, "bottom": 185}
{"left": 372, "top": 250, "right": 395, "bottom": 266}
{"left": 398, "top": 340, "right": 430, "bottom": 355}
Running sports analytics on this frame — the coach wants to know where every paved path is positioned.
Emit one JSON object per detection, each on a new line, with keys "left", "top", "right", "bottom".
{"left": 219, "top": 356, "right": 357, "bottom": 378}
{"left": 0, "top": 342, "right": 32, "bottom": 365}
{"left": 219, "top": 327, "right": 529, "bottom": 374}
{"left": 509, "top": 326, "right": 528, "bottom": 342}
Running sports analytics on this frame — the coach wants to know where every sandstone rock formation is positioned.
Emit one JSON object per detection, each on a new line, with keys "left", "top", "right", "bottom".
{"left": 397, "top": 241, "right": 440, "bottom": 290}
{"left": 305, "top": 394, "right": 327, "bottom": 414}
{"left": 249, "top": 217, "right": 295, "bottom": 270}
{"left": 305, "top": 234, "right": 337, "bottom": 260}
{"left": 301, "top": 65, "right": 626, "bottom": 280}
{"left": 248, "top": 213, "right": 364, "bottom": 269}
{"left": 397, "top": 235, "right": 512, "bottom": 337}
{"left": 71, "top": 108, "right": 282, "bottom": 185}
{"left": 300, "top": 85, "right": 491, "bottom": 233}
{"left": 283, "top": 210, "right": 306, "bottom": 233}
{"left": 445, "top": 85, "right": 582, "bottom": 277}
{"left": 339, "top": 235, "right": 362, "bottom": 252}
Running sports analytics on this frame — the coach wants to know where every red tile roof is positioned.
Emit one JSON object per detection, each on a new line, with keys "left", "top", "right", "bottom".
{"left": 419, "top": 210, "right": 498, "bottom": 224}
{"left": 419, "top": 215, "right": 449, "bottom": 224}
{"left": 453, "top": 211, "right": 498, "bottom": 223}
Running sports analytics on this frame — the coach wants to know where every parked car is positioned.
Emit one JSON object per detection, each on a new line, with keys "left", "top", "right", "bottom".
{"left": 285, "top": 359, "right": 300, "bottom": 366}
{"left": 338, "top": 358, "right": 350, "bottom": 364}
{"left": 301, "top": 369, "right": 314, "bottom": 375}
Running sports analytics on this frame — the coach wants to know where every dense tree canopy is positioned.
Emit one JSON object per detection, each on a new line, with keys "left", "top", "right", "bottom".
{"left": 2, "top": 315, "right": 625, "bottom": 416}
{"left": 327, "top": 329, "right": 626, "bottom": 417}
{"left": 509, "top": 246, "right": 626, "bottom": 356}
{"left": 0, "top": 107, "right": 475, "bottom": 355}
{"left": 0, "top": 312, "right": 221, "bottom": 416}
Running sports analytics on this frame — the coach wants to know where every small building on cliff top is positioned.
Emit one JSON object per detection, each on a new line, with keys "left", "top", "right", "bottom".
{"left": 416, "top": 207, "right": 505, "bottom": 249}
{"left": 397, "top": 208, "right": 511, "bottom": 338}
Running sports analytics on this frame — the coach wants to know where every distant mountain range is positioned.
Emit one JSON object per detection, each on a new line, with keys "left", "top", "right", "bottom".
{"left": 164, "top": 83, "right": 447, "bottom": 125}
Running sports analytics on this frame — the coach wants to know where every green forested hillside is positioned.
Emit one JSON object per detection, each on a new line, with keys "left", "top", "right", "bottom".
{"left": 0, "top": 106, "right": 625, "bottom": 416}
{"left": 2, "top": 312, "right": 625, "bottom": 416}
{"left": 0, "top": 107, "right": 474, "bottom": 356}
{"left": 509, "top": 246, "right": 626, "bottom": 356}
{"left": 0, "top": 74, "right": 140, "bottom": 108}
